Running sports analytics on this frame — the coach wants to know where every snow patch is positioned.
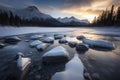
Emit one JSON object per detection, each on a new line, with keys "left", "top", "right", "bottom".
{"left": 42, "top": 46, "right": 70, "bottom": 63}
{"left": 83, "top": 38, "right": 115, "bottom": 49}
{"left": 42, "top": 37, "right": 54, "bottom": 43}
{"left": 30, "top": 40, "right": 42, "bottom": 47}
{"left": 30, "top": 34, "right": 43, "bottom": 40}
{"left": 17, "top": 52, "right": 31, "bottom": 71}
{"left": 36, "top": 43, "right": 48, "bottom": 51}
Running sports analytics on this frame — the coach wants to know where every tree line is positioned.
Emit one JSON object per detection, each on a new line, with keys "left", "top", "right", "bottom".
{"left": 92, "top": 5, "right": 120, "bottom": 26}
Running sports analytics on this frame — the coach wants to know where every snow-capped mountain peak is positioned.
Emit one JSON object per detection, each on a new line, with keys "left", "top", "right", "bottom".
{"left": 57, "top": 16, "right": 89, "bottom": 25}
{"left": 0, "top": 5, "right": 52, "bottom": 20}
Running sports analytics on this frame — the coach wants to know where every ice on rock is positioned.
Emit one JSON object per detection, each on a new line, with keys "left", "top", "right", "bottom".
{"left": 83, "top": 38, "right": 115, "bottom": 49}
{"left": 4, "top": 36, "right": 21, "bottom": 44}
{"left": 54, "top": 34, "right": 64, "bottom": 39}
{"left": 30, "top": 40, "right": 42, "bottom": 47}
{"left": 68, "top": 41, "right": 77, "bottom": 48}
{"left": 76, "top": 43, "right": 89, "bottom": 52}
{"left": 59, "top": 39, "right": 68, "bottom": 44}
{"left": 30, "top": 34, "right": 43, "bottom": 40}
{"left": 36, "top": 43, "right": 48, "bottom": 51}
{"left": 17, "top": 52, "right": 31, "bottom": 71}
{"left": 42, "top": 37, "right": 54, "bottom": 43}
{"left": 51, "top": 54, "right": 84, "bottom": 80}
{"left": 76, "top": 35, "right": 85, "bottom": 40}
{"left": 0, "top": 43, "right": 5, "bottom": 48}
{"left": 42, "top": 46, "right": 70, "bottom": 64}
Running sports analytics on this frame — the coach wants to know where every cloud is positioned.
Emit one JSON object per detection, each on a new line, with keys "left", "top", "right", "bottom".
{"left": 0, "top": 0, "right": 119, "bottom": 22}
{"left": 63, "top": 0, "right": 96, "bottom": 8}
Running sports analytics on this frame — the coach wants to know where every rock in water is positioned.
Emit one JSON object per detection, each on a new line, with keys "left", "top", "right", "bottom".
{"left": 54, "top": 34, "right": 64, "bottom": 39}
{"left": 76, "top": 43, "right": 89, "bottom": 52}
{"left": 30, "top": 34, "right": 43, "bottom": 40}
{"left": 0, "top": 43, "right": 5, "bottom": 48}
{"left": 68, "top": 41, "right": 77, "bottom": 48}
{"left": 17, "top": 52, "right": 31, "bottom": 71}
{"left": 76, "top": 35, "right": 85, "bottom": 40}
{"left": 83, "top": 38, "right": 115, "bottom": 50}
{"left": 36, "top": 43, "right": 48, "bottom": 51}
{"left": 4, "top": 36, "right": 21, "bottom": 44}
{"left": 42, "top": 46, "right": 70, "bottom": 64}
{"left": 51, "top": 54, "right": 84, "bottom": 80}
{"left": 42, "top": 37, "right": 54, "bottom": 43}
{"left": 59, "top": 39, "right": 68, "bottom": 44}
{"left": 30, "top": 40, "right": 42, "bottom": 47}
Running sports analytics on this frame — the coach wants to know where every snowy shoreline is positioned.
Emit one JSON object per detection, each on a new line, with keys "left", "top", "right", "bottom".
{"left": 0, "top": 26, "right": 78, "bottom": 37}
{"left": 0, "top": 26, "right": 120, "bottom": 37}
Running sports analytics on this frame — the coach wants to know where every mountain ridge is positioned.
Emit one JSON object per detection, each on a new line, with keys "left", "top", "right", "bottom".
{"left": 0, "top": 5, "right": 89, "bottom": 26}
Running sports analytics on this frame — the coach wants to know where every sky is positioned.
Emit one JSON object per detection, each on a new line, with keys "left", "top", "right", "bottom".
{"left": 0, "top": 0, "right": 120, "bottom": 22}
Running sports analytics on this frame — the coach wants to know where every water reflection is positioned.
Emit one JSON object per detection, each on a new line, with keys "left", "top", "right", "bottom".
{"left": 73, "top": 29, "right": 103, "bottom": 40}
{"left": 38, "top": 63, "right": 66, "bottom": 80}
{"left": 51, "top": 54, "right": 84, "bottom": 80}
{"left": 66, "top": 36, "right": 81, "bottom": 43}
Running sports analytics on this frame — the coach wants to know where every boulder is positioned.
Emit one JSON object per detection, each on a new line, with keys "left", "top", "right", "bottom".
{"left": 76, "top": 43, "right": 89, "bottom": 52}
{"left": 83, "top": 38, "right": 115, "bottom": 50}
{"left": 17, "top": 52, "right": 31, "bottom": 71}
{"left": 0, "top": 43, "right": 5, "bottom": 48}
{"left": 42, "top": 37, "right": 54, "bottom": 43}
{"left": 4, "top": 36, "right": 21, "bottom": 44}
{"left": 30, "top": 40, "right": 42, "bottom": 47}
{"left": 36, "top": 43, "right": 48, "bottom": 51}
{"left": 59, "top": 39, "right": 68, "bottom": 44}
{"left": 42, "top": 46, "right": 70, "bottom": 64}
{"left": 51, "top": 54, "right": 84, "bottom": 80}
{"left": 30, "top": 34, "right": 43, "bottom": 40}
{"left": 76, "top": 35, "right": 85, "bottom": 40}
{"left": 68, "top": 42, "right": 77, "bottom": 48}
{"left": 54, "top": 34, "right": 64, "bottom": 39}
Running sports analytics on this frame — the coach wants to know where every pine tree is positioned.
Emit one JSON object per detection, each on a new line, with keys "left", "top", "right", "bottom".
{"left": 116, "top": 6, "right": 120, "bottom": 26}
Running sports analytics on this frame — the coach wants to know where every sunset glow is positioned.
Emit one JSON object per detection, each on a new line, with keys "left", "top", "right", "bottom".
{"left": 0, "top": 0, "right": 119, "bottom": 22}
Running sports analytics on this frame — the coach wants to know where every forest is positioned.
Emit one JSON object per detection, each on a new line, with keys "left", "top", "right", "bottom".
{"left": 92, "top": 5, "right": 120, "bottom": 26}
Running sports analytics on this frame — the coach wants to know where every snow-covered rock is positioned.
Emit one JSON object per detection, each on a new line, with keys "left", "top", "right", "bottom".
{"left": 0, "top": 43, "right": 5, "bottom": 48}
{"left": 36, "top": 43, "right": 48, "bottom": 51}
{"left": 54, "top": 34, "right": 64, "bottom": 39}
{"left": 68, "top": 41, "right": 77, "bottom": 48}
{"left": 30, "top": 34, "right": 43, "bottom": 40}
{"left": 42, "top": 46, "right": 70, "bottom": 64}
{"left": 17, "top": 52, "right": 31, "bottom": 71}
{"left": 25, "top": 40, "right": 29, "bottom": 42}
{"left": 76, "top": 35, "right": 85, "bottom": 40}
{"left": 30, "top": 40, "right": 42, "bottom": 47}
{"left": 42, "top": 37, "right": 54, "bottom": 43}
{"left": 4, "top": 36, "right": 21, "bottom": 44}
{"left": 51, "top": 54, "right": 84, "bottom": 80}
{"left": 17, "top": 52, "right": 24, "bottom": 57}
{"left": 59, "top": 39, "right": 68, "bottom": 44}
{"left": 83, "top": 38, "right": 115, "bottom": 49}
{"left": 76, "top": 43, "right": 89, "bottom": 52}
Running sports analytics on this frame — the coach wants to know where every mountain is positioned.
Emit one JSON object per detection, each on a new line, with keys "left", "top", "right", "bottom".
{"left": 0, "top": 5, "right": 62, "bottom": 26}
{"left": 58, "top": 16, "right": 89, "bottom": 25}
{"left": 0, "top": 5, "right": 89, "bottom": 26}
{"left": 0, "top": 5, "right": 53, "bottom": 20}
